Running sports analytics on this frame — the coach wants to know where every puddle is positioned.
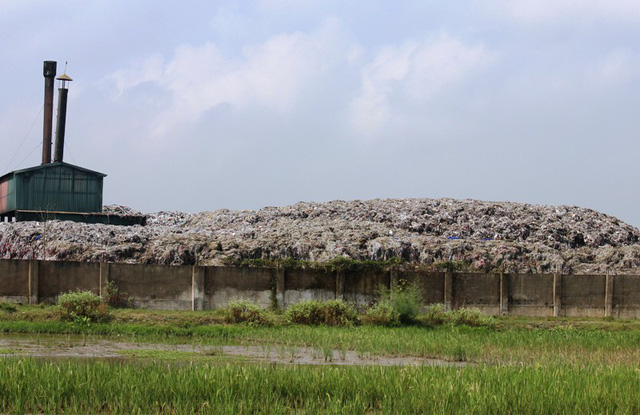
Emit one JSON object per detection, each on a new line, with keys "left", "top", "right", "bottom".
{"left": 0, "top": 334, "right": 467, "bottom": 367}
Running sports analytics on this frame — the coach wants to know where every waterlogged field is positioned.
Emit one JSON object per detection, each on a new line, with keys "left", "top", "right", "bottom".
{"left": 1, "top": 305, "right": 640, "bottom": 413}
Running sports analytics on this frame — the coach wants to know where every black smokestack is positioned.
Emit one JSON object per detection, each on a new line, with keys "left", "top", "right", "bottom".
{"left": 53, "top": 72, "right": 72, "bottom": 163}
{"left": 42, "top": 61, "right": 56, "bottom": 165}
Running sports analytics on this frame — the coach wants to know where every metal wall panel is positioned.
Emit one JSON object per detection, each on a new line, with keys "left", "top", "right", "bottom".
{"left": 0, "top": 176, "right": 17, "bottom": 215}
{"left": 13, "top": 164, "right": 103, "bottom": 213}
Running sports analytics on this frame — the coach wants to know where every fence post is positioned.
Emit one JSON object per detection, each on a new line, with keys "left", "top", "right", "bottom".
{"left": 99, "top": 262, "right": 110, "bottom": 299}
{"left": 553, "top": 271, "right": 562, "bottom": 317}
{"left": 605, "top": 274, "right": 614, "bottom": 318}
{"left": 390, "top": 269, "right": 399, "bottom": 292}
{"left": 191, "top": 266, "right": 205, "bottom": 311}
{"left": 276, "top": 265, "right": 286, "bottom": 308}
{"left": 336, "top": 270, "right": 345, "bottom": 301}
{"left": 28, "top": 260, "right": 39, "bottom": 305}
{"left": 444, "top": 271, "right": 453, "bottom": 311}
{"left": 500, "top": 273, "right": 509, "bottom": 315}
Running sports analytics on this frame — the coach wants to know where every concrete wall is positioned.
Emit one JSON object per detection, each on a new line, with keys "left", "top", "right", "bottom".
{"left": 453, "top": 272, "right": 501, "bottom": 314}
{"left": 205, "top": 266, "right": 273, "bottom": 309}
{"left": 560, "top": 274, "right": 606, "bottom": 317}
{"left": 396, "top": 270, "right": 445, "bottom": 306}
{"left": 284, "top": 268, "right": 336, "bottom": 305}
{"left": 0, "top": 259, "right": 31, "bottom": 303}
{"left": 343, "top": 271, "right": 390, "bottom": 307}
{"left": 613, "top": 275, "right": 640, "bottom": 318}
{"left": 0, "top": 259, "right": 636, "bottom": 318}
{"left": 108, "top": 263, "right": 193, "bottom": 310}
{"left": 507, "top": 273, "right": 554, "bottom": 316}
{"left": 38, "top": 261, "right": 100, "bottom": 303}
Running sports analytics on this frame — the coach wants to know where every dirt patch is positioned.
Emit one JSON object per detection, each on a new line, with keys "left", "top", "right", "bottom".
{"left": 0, "top": 335, "right": 466, "bottom": 367}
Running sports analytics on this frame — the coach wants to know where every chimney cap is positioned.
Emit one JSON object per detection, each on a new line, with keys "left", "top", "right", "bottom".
{"left": 56, "top": 73, "right": 73, "bottom": 82}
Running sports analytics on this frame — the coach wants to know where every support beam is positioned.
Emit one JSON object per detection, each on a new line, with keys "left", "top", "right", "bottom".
{"left": 500, "top": 273, "right": 509, "bottom": 314}
{"left": 28, "top": 260, "right": 39, "bottom": 305}
{"left": 444, "top": 271, "right": 453, "bottom": 311}
{"left": 336, "top": 270, "right": 345, "bottom": 301}
{"left": 276, "top": 264, "right": 287, "bottom": 308}
{"left": 191, "top": 266, "right": 205, "bottom": 311}
{"left": 605, "top": 274, "right": 614, "bottom": 318}
{"left": 553, "top": 272, "right": 562, "bottom": 317}
{"left": 99, "top": 262, "right": 110, "bottom": 298}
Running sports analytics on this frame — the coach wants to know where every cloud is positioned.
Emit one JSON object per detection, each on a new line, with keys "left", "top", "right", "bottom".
{"left": 588, "top": 48, "right": 639, "bottom": 86}
{"left": 104, "top": 19, "right": 350, "bottom": 141}
{"left": 495, "top": 0, "right": 640, "bottom": 24}
{"left": 349, "top": 35, "right": 494, "bottom": 137}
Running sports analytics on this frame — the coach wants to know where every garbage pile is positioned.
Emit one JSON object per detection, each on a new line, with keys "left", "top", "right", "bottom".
{"left": 1, "top": 198, "right": 640, "bottom": 274}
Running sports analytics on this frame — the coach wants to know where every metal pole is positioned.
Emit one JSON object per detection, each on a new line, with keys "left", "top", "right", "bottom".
{"left": 53, "top": 87, "right": 68, "bottom": 163}
{"left": 42, "top": 61, "right": 56, "bottom": 164}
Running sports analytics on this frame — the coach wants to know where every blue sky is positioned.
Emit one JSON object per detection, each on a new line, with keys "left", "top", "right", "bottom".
{"left": 1, "top": 1, "right": 640, "bottom": 226}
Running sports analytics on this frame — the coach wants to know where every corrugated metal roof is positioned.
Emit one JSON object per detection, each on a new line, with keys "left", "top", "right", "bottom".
{"left": 0, "top": 162, "right": 105, "bottom": 215}
{"left": 0, "top": 162, "right": 106, "bottom": 182}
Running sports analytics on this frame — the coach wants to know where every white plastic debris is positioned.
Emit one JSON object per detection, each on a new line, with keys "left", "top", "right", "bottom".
{"left": 0, "top": 198, "right": 638, "bottom": 274}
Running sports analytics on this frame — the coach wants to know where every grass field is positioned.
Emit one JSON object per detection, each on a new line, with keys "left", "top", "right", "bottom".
{"left": 1, "top": 304, "right": 640, "bottom": 413}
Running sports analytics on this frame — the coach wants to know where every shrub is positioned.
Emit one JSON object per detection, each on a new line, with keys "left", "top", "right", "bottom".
{"left": 375, "top": 280, "right": 424, "bottom": 325}
{"left": 224, "top": 299, "right": 270, "bottom": 325}
{"left": 104, "top": 281, "right": 133, "bottom": 308}
{"left": 0, "top": 301, "right": 17, "bottom": 313}
{"left": 285, "top": 299, "right": 358, "bottom": 326}
{"left": 363, "top": 301, "right": 400, "bottom": 326}
{"left": 57, "top": 291, "right": 109, "bottom": 323}
{"left": 423, "top": 303, "right": 449, "bottom": 326}
{"left": 450, "top": 308, "right": 496, "bottom": 328}
{"left": 391, "top": 281, "right": 424, "bottom": 324}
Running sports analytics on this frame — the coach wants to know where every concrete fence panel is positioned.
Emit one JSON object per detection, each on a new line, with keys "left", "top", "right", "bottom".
{"left": 396, "top": 271, "right": 445, "bottom": 305}
{"left": 561, "top": 274, "right": 606, "bottom": 317}
{"left": 109, "top": 263, "right": 192, "bottom": 310}
{"left": 0, "top": 259, "right": 31, "bottom": 303}
{"left": 343, "top": 271, "right": 390, "bottom": 307}
{"left": 453, "top": 272, "right": 501, "bottom": 314}
{"left": 613, "top": 275, "right": 640, "bottom": 318}
{"left": 204, "top": 266, "right": 273, "bottom": 309}
{"left": 38, "top": 261, "right": 100, "bottom": 303}
{"left": 284, "top": 268, "right": 336, "bottom": 306}
{"left": 2, "top": 259, "right": 640, "bottom": 318}
{"left": 507, "top": 273, "right": 554, "bottom": 316}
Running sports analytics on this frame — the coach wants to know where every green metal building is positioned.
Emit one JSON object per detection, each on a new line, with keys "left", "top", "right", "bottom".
{"left": 0, "top": 61, "right": 145, "bottom": 225}
{"left": 0, "top": 162, "right": 105, "bottom": 219}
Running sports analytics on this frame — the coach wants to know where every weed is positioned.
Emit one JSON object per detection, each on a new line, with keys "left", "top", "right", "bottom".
{"left": 57, "top": 290, "right": 110, "bottom": 323}
{"left": 436, "top": 260, "right": 469, "bottom": 272}
{"left": 423, "top": 304, "right": 449, "bottom": 326}
{"left": 373, "top": 279, "right": 424, "bottom": 324}
{"left": 450, "top": 308, "right": 497, "bottom": 328}
{"left": 0, "top": 302, "right": 17, "bottom": 313}
{"left": 104, "top": 281, "right": 133, "bottom": 308}
{"left": 285, "top": 299, "right": 358, "bottom": 326}
{"left": 363, "top": 302, "right": 400, "bottom": 326}
{"left": 223, "top": 299, "right": 271, "bottom": 326}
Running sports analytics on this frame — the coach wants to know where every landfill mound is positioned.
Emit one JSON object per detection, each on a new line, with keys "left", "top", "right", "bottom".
{"left": 1, "top": 199, "right": 640, "bottom": 274}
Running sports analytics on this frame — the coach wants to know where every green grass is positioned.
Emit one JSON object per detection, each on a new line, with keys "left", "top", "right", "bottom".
{"left": 0, "top": 359, "right": 638, "bottom": 414}
{"left": 3, "top": 305, "right": 640, "bottom": 365}
{"left": 3, "top": 305, "right": 640, "bottom": 412}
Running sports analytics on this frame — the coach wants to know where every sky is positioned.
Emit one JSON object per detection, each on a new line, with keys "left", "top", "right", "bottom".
{"left": 1, "top": 1, "right": 639, "bottom": 227}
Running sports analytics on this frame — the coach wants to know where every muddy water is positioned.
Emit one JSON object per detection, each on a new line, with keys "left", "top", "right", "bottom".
{"left": 0, "top": 334, "right": 467, "bottom": 367}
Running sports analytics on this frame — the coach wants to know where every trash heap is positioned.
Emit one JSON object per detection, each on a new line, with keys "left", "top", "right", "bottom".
{"left": 1, "top": 199, "right": 639, "bottom": 274}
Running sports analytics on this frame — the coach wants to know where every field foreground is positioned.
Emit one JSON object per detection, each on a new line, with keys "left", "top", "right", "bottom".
{"left": 1, "top": 306, "right": 640, "bottom": 413}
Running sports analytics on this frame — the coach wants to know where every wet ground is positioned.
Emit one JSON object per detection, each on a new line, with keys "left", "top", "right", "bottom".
{"left": 0, "top": 334, "right": 466, "bottom": 367}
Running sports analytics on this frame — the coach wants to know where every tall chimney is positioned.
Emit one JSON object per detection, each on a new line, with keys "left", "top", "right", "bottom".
{"left": 42, "top": 61, "right": 56, "bottom": 165}
{"left": 53, "top": 71, "right": 72, "bottom": 163}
